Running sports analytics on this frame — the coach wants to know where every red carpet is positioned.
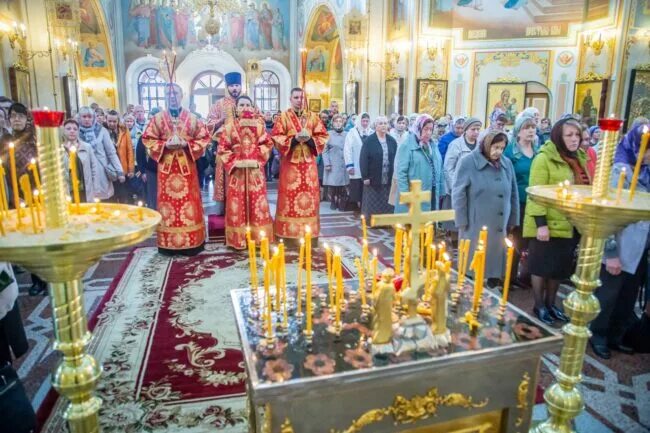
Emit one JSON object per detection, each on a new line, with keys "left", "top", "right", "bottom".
{"left": 39, "top": 237, "right": 361, "bottom": 432}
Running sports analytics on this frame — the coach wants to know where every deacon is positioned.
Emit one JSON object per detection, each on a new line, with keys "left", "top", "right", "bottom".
{"left": 219, "top": 95, "right": 274, "bottom": 249}
{"left": 272, "top": 87, "right": 328, "bottom": 239}
{"left": 208, "top": 71, "right": 242, "bottom": 214}
{"left": 142, "top": 83, "right": 210, "bottom": 255}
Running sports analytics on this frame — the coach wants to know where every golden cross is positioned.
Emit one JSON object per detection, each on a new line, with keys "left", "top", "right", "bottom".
{"left": 370, "top": 180, "right": 454, "bottom": 292}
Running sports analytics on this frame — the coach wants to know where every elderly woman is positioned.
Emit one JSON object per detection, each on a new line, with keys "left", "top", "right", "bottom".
{"left": 452, "top": 130, "right": 519, "bottom": 284}
{"left": 444, "top": 117, "right": 482, "bottom": 194}
{"left": 504, "top": 116, "right": 539, "bottom": 286}
{"left": 589, "top": 126, "right": 650, "bottom": 359}
{"left": 322, "top": 114, "right": 349, "bottom": 210}
{"left": 394, "top": 114, "right": 444, "bottom": 212}
{"left": 359, "top": 116, "right": 397, "bottom": 220}
{"left": 62, "top": 119, "right": 101, "bottom": 202}
{"left": 388, "top": 115, "right": 410, "bottom": 205}
{"left": 77, "top": 106, "right": 124, "bottom": 201}
{"left": 344, "top": 112, "right": 373, "bottom": 210}
{"left": 523, "top": 118, "right": 589, "bottom": 325}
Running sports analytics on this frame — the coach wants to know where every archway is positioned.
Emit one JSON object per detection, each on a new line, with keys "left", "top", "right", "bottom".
{"left": 525, "top": 81, "right": 553, "bottom": 119}
{"left": 190, "top": 71, "right": 225, "bottom": 118}
{"left": 303, "top": 5, "right": 342, "bottom": 112}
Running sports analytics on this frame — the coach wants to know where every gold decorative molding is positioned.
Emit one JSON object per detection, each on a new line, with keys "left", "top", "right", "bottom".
{"left": 386, "top": 71, "right": 401, "bottom": 80}
{"left": 515, "top": 371, "right": 530, "bottom": 428}
{"left": 280, "top": 418, "right": 295, "bottom": 433}
{"left": 329, "top": 387, "right": 489, "bottom": 433}
{"left": 636, "top": 63, "right": 650, "bottom": 71}
{"left": 474, "top": 51, "right": 550, "bottom": 79}
{"left": 495, "top": 75, "right": 524, "bottom": 83}
{"left": 576, "top": 71, "right": 609, "bottom": 82}
{"left": 427, "top": 71, "right": 445, "bottom": 80}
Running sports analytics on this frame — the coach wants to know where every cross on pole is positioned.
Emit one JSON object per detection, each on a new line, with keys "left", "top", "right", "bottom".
{"left": 371, "top": 180, "right": 455, "bottom": 293}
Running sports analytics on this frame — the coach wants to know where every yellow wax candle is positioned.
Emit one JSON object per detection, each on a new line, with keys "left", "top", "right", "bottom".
{"left": 501, "top": 239, "right": 515, "bottom": 306}
{"left": 479, "top": 226, "right": 488, "bottom": 251}
{"left": 394, "top": 225, "right": 403, "bottom": 275}
{"left": 94, "top": 198, "right": 102, "bottom": 215}
{"left": 0, "top": 160, "right": 9, "bottom": 215}
{"left": 264, "top": 261, "right": 272, "bottom": 337}
{"left": 629, "top": 127, "right": 648, "bottom": 200}
{"left": 361, "top": 215, "right": 367, "bottom": 241}
{"left": 273, "top": 247, "right": 281, "bottom": 312}
{"left": 297, "top": 238, "right": 305, "bottom": 316}
{"left": 334, "top": 249, "right": 342, "bottom": 327}
{"left": 279, "top": 241, "right": 286, "bottom": 305}
{"left": 371, "top": 249, "right": 378, "bottom": 296}
{"left": 419, "top": 229, "right": 425, "bottom": 270}
{"left": 471, "top": 247, "right": 485, "bottom": 312}
{"left": 425, "top": 224, "right": 433, "bottom": 259}
{"left": 32, "top": 190, "right": 42, "bottom": 228}
{"left": 69, "top": 147, "right": 82, "bottom": 214}
{"left": 438, "top": 241, "right": 446, "bottom": 258}
{"left": 246, "top": 226, "right": 251, "bottom": 244}
{"left": 0, "top": 212, "right": 5, "bottom": 236}
{"left": 615, "top": 167, "right": 627, "bottom": 204}
{"left": 427, "top": 244, "right": 435, "bottom": 291}
{"left": 19, "top": 175, "right": 37, "bottom": 234}
{"left": 28, "top": 158, "right": 42, "bottom": 206}
{"left": 361, "top": 239, "right": 369, "bottom": 270}
{"left": 355, "top": 257, "right": 366, "bottom": 305}
{"left": 259, "top": 231, "right": 269, "bottom": 262}
{"left": 137, "top": 201, "right": 144, "bottom": 221}
{"left": 305, "top": 225, "right": 313, "bottom": 334}
{"left": 248, "top": 239, "right": 258, "bottom": 294}
{"left": 8, "top": 143, "right": 21, "bottom": 226}
{"left": 324, "top": 243, "right": 333, "bottom": 306}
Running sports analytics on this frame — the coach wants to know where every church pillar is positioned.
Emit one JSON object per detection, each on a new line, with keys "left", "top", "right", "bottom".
{"left": 405, "top": 0, "right": 420, "bottom": 115}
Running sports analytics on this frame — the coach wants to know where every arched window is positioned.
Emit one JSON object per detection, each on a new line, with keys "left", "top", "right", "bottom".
{"left": 191, "top": 71, "right": 225, "bottom": 119}
{"left": 137, "top": 68, "right": 167, "bottom": 114}
{"left": 253, "top": 70, "right": 280, "bottom": 113}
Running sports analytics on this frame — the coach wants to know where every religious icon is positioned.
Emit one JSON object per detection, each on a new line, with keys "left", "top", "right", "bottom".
{"left": 485, "top": 83, "right": 525, "bottom": 127}
{"left": 416, "top": 79, "right": 448, "bottom": 119}
{"left": 624, "top": 69, "right": 650, "bottom": 128}
{"left": 308, "top": 99, "right": 322, "bottom": 113}
{"left": 384, "top": 78, "right": 404, "bottom": 115}
{"left": 573, "top": 79, "right": 608, "bottom": 127}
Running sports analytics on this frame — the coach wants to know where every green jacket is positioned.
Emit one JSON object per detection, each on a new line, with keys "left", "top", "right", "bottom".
{"left": 523, "top": 141, "right": 588, "bottom": 239}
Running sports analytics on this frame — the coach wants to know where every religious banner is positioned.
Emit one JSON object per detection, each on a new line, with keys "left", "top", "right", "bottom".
{"left": 416, "top": 79, "right": 448, "bottom": 120}
{"left": 573, "top": 77, "right": 608, "bottom": 127}
{"left": 385, "top": 78, "right": 404, "bottom": 115}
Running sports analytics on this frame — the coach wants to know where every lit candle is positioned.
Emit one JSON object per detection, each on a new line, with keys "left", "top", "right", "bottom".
{"left": 259, "top": 230, "right": 269, "bottom": 262}
{"left": 279, "top": 241, "right": 286, "bottom": 310}
{"left": 426, "top": 244, "right": 435, "bottom": 294}
{"left": 94, "top": 197, "right": 101, "bottom": 214}
{"left": 28, "top": 158, "right": 42, "bottom": 206}
{"left": 69, "top": 146, "right": 81, "bottom": 214}
{"left": 425, "top": 224, "right": 434, "bottom": 262}
{"left": 361, "top": 215, "right": 367, "bottom": 241}
{"left": 629, "top": 126, "right": 649, "bottom": 200}
{"left": 248, "top": 238, "right": 258, "bottom": 298}
{"left": 355, "top": 257, "right": 366, "bottom": 306}
{"left": 137, "top": 201, "right": 144, "bottom": 221}
{"left": 0, "top": 159, "right": 8, "bottom": 215}
{"left": 334, "top": 248, "right": 342, "bottom": 328}
{"left": 479, "top": 226, "right": 488, "bottom": 251}
{"left": 264, "top": 260, "right": 272, "bottom": 337}
{"left": 246, "top": 226, "right": 251, "bottom": 244}
{"left": 394, "top": 224, "right": 403, "bottom": 275}
{"left": 361, "top": 238, "right": 369, "bottom": 271}
{"left": 0, "top": 212, "right": 5, "bottom": 236}
{"left": 615, "top": 167, "right": 627, "bottom": 204}
{"left": 470, "top": 246, "right": 485, "bottom": 313}
{"left": 438, "top": 241, "right": 446, "bottom": 258}
{"left": 273, "top": 247, "right": 281, "bottom": 312}
{"left": 324, "top": 243, "right": 333, "bottom": 306}
{"left": 501, "top": 239, "right": 515, "bottom": 306}
{"left": 419, "top": 229, "right": 425, "bottom": 270}
{"left": 371, "top": 249, "right": 378, "bottom": 296}
{"left": 32, "top": 190, "right": 42, "bottom": 228}
{"left": 19, "top": 175, "right": 37, "bottom": 234}
{"left": 7, "top": 143, "right": 21, "bottom": 226}
{"left": 305, "top": 225, "right": 313, "bottom": 334}
{"left": 297, "top": 238, "right": 305, "bottom": 316}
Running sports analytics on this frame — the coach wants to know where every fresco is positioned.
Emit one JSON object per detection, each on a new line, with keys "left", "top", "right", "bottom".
{"left": 633, "top": 0, "right": 650, "bottom": 28}
{"left": 81, "top": 40, "right": 108, "bottom": 68}
{"left": 122, "top": 0, "right": 291, "bottom": 68}
{"left": 310, "top": 8, "right": 338, "bottom": 42}
{"left": 426, "top": 0, "right": 611, "bottom": 40}
{"left": 80, "top": 0, "right": 101, "bottom": 34}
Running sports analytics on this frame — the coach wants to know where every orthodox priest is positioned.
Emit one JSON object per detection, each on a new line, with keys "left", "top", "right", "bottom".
{"left": 208, "top": 71, "right": 242, "bottom": 214}
{"left": 142, "top": 83, "right": 210, "bottom": 255}
{"left": 272, "top": 87, "right": 328, "bottom": 239}
{"left": 219, "top": 95, "right": 274, "bottom": 249}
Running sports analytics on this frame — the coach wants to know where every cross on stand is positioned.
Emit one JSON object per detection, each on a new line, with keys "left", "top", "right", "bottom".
{"left": 370, "top": 180, "right": 455, "bottom": 293}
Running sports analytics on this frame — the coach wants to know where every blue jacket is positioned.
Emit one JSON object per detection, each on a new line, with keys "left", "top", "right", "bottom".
{"left": 395, "top": 133, "right": 444, "bottom": 213}
{"left": 437, "top": 131, "right": 460, "bottom": 162}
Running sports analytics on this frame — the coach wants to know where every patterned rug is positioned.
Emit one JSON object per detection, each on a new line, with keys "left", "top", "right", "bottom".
{"left": 40, "top": 236, "right": 364, "bottom": 432}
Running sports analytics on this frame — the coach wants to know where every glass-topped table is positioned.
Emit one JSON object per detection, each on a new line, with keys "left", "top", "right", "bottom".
{"left": 232, "top": 275, "right": 561, "bottom": 433}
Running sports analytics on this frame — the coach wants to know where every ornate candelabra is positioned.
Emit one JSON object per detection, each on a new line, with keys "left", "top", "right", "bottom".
{"left": 0, "top": 111, "right": 161, "bottom": 433}
{"left": 528, "top": 119, "right": 650, "bottom": 433}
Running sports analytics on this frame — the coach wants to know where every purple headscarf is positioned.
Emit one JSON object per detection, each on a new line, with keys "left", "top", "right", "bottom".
{"left": 615, "top": 124, "right": 650, "bottom": 189}
{"left": 409, "top": 114, "right": 434, "bottom": 143}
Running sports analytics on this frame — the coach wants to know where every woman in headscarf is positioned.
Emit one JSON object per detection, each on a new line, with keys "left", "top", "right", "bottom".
{"left": 589, "top": 125, "right": 650, "bottom": 358}
{"left": 581, "top": 125, "right": 598, "bottom": 179}
{"left": 523, "top": 118, "right": 589, "bottom": 325}
{"left": 453, "top": 130, "right": 519, "bottom": 285}
{"left": 588, "top": 126, "right": 601, "bottom": 153}
{"left": 359, "top": 116, "right": 397, "bottom": 220}
{"left": 344, "top": 112, "right": 373, "bottom": 210}
{"left": 388, "top": 115, "right": 410, "bottom": 206}
{"left": 394, "top": 114, "right": 444, "bottom": 212}
{"left": 504, "top": 116, "right": 539, "bottom": 286}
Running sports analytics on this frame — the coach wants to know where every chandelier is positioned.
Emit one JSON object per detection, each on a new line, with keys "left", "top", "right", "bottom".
{"left": 171, "top": 0, "right": 242, "bottom": 39}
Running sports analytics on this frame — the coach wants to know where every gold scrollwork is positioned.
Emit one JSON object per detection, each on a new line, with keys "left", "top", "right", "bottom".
{"left": 636, "top": 63, "right": 650, "bottom": 71}
{"left": 328, "top": 387, "right": 489, "bottom": 433}
{"left": 515, "top": 372, "right": 531, "bottom": 428}
{"left": 495, "top": 75, "right": 523, "bottom": 83}
{"left": 427, "top": 71, "right": 444, "bottom": 80}
{"left": 280, "top": 418, "right": 295, "bottom": 433}
{"left": 576, "top": 71, "right": 609, "bottom": 82}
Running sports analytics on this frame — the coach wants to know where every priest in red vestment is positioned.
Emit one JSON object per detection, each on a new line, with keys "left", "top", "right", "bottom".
{"left": 272, "top": 87, "right": 328, "bottom": 239}
{"left": 142, "top": 83, "right": 210, "bottom": 255}
{"left": 207, "top": 71, "right": 242, "bottom": 214}
{"left": 219, "top": 95, "right": 274, "bottom": 249}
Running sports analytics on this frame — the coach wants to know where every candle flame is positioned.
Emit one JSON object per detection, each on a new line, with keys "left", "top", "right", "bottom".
{"left": 481, "top": 225, "right": 487, "bottom": 230}
{"left": 8, "top": 142, "right": 14, "bottom": 149}
{"left": 94, "top": 198, "right": 100, "bottom": 204}
{"left": 505, "top": 238, "right": 513, "bottom": 248}
{"left": 33, "top": 189, "right": 39, "bottom": 196}
{"left": 300, "top": 238, "right": 305, "bottom": 245}
{"left": 563, "top": 180, "right": 570, "bottom": 187}
{"left": 334, "top": 246, "right": 341, "bottom": 255}
{"left": 113, "top": 210, "right": 120, "bottom": 217}
{"left": 30, "top": 158, "right": 36, "bottom": 165}
{"left": 373, "top": 248, "right": 378, "bottom": 255}
{"left": 43, "top": 106, "right": 49, "bottom": 111}
{"left": 246, "top": 226, "right": 250, "bottom": 232}
{"left": 138, "top": 200, "right": 143, "bottom": 207}
{"left": 323, "top": 242, "right": 329, "bottom": 249}
{"left": 20, "top": 202, "right": 26, "bottom": 208}
{"left": 395, "top": 224, "right": 402, "bottom": 229}
{"left": 259, "top": 230, "right": 266, "bottom": 238}
{"left": 305, "top": 225, "right": 311, "bottom": 234}
{"left": 439, "top": 241, "right": 445, "bottom": 248}
{"left": 363, "top": 239, "right": 368, "bottom": 245}
{"left": 273, "top": 246, "right": 279, "bottom": 254}
{"left": 430, "top": 244, "right": 436, "bottom": 250}
{"left": 443, "top": 252, "right": 450, "bottom": 261}
{"left": 621, "top": 167, "right": 626, "bottom": 173}
{"left": 66, "top": 195, "right": 72, "bottom": 202}
{"left": 70, "top": 145, "right": 77, "bottom": 153}
{"left": 643, "top": 125, "right": 649, "bottom": 134}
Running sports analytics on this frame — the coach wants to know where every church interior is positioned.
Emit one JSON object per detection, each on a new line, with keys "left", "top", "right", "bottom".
{"left": 0, "top": 1, "right": 649, "bottom": 432}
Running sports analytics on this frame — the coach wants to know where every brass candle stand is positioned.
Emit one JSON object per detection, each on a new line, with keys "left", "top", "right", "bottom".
{"left": 0, "top": 113, "right": 161, "bottom": 433}
{"left": 528, "top": 119, "right": 650, "bottom": 433}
